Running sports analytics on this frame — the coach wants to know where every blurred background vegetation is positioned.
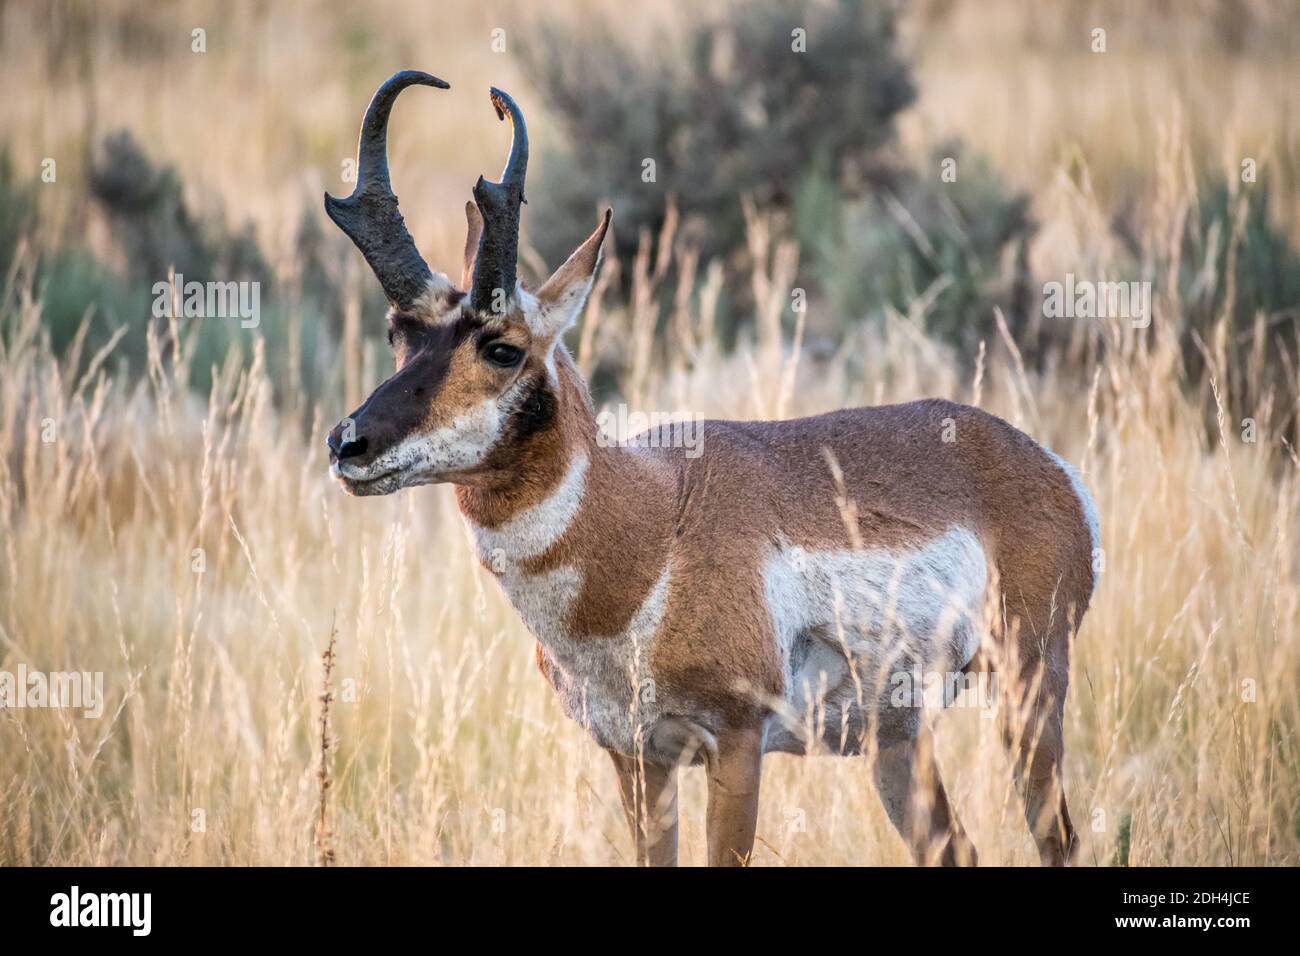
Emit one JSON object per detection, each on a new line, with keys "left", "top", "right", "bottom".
{"left": 4, "top": 0, "right": 1300, "bottom": 868}
{"left": 1, "top": 0, "right": 1297, "bottom": 408}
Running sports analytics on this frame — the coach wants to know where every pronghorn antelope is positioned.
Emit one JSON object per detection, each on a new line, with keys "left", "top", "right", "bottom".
{"left": 325, "top": 71, "right": 1100, "bottom": 867}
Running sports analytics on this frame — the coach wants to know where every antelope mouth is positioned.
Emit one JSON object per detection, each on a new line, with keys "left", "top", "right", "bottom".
{"left": 330, "top": 461, "right": 408, "bottom": 497}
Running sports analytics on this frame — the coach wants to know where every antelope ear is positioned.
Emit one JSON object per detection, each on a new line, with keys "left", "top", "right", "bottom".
{"left": 461, "top": 200, "right": 484, "bottom": 291}
{"left": 532, "top": 209, "right": 611, "bottom": 337}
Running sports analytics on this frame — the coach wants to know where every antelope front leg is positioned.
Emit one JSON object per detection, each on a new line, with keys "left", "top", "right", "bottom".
{"left": 609, "top": 750, "right": 679, "bottom": 866}
{"left": 705, "top": 724, "right": 764, "bottom": 867}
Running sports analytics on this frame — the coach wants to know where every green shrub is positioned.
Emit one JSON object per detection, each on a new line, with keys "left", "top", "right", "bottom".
{"left": 1190, "top": 174, "right": 1300, "bottom": 330}
{"left": 0, "top": 131, "right": 357, "bottom": 402}
{"left": 1178, "top": 173, "right": 1300, "bottom": 422}
{"left": 803, "top": 144, "right": 1033, "bottom": 350}
{"left": 519, "top": 0, "right": 915, "bottom": 269}
{"left": 0, "top": 150, "right": 36, "bottom": 268}
{"left": 520, "top": 0, "right": 1032, "bottom": 351}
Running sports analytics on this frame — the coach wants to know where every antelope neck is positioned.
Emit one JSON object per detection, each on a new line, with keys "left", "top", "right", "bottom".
{"left": 454, "top": 355, "right": 668, "bottom": 550}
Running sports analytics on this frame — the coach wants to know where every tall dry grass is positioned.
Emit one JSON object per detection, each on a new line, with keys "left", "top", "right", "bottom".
{"left": 1, "top": 0, "right": 1298, "bottom": 866}
{"left": 2, "top": 148, "right": 1298, "bottom": 864}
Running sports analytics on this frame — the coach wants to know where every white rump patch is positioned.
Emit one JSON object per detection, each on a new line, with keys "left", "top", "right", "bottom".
{"left": 1043, "top": 448, "right": 1101, "bottom": 596}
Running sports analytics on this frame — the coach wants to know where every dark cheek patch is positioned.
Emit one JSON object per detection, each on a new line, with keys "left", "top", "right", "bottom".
{"left": 508, "top": 373, "right": 556, "bottom": 443}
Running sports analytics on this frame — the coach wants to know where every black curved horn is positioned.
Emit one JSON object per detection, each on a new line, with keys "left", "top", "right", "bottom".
{"left": 325, "top": 70, "right": 449, "bottom": 310}
{"left": 470, "top": 87, "right": 529, "bottom": 314}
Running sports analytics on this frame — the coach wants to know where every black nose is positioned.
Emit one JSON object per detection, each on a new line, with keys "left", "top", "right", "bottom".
{"left": 326, "top": 433, "right": 368, "bottom": 460}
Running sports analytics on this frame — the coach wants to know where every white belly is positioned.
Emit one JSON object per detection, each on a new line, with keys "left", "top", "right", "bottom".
{"left": 761, "top": 525, "right": 990, "bottom": 754}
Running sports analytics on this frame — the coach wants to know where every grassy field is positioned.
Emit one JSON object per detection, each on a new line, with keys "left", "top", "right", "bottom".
{"left": 1, "top": 0, "right": 1298, "bottom": 865}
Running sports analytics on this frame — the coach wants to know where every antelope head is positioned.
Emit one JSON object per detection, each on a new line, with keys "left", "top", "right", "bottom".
{"left": 325, "top": 71, "right": 611, "bottom": 496}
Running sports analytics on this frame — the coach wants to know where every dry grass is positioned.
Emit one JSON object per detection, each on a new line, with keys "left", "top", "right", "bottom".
{"left": 2, "top": 187, "right": 1298, "bottom": 864}
{"left": 904, "top": 0, "right": 1300, "bottom": 227}
{"left": 1, "top": 0, "right": 1298, "bottom": 866}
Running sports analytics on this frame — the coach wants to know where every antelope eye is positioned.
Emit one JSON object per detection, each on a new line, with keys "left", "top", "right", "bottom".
{"left": 484, "top": 343, "right": 524, "bottom": 368}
